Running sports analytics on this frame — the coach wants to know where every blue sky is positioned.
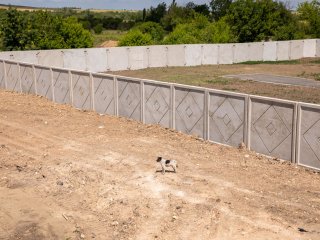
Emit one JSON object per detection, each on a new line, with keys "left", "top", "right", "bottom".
{"left": 0, "top": 0, "right": 311, "bottom": 10}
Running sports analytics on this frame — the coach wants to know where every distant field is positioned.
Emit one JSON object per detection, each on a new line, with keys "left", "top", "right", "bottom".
{"left": 0, "top": 4, "right": 136, "bottom": 12}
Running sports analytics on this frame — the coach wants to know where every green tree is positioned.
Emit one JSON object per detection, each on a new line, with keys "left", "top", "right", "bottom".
{"left": 297, "top": 0, "right": 320, "bottom": 38}
{"left": 0, "top": 8, "right": 27, "bottom": 50}
{"left": 118, "top": 29, "right": 153, "bottom": 46}
{"left": 135, "top": 21, "right": 165, "bottom": 42}
{"left": 210, "top": 0, "right": 232, "bottom": 21}
{"left": 145, "top": 2, "right": 167, "bottom": 23}
{"left": 226, "top": 0, "right": 295, "bottom": 42}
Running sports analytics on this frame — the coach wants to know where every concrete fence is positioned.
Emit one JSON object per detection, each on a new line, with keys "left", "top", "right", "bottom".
{"left": 0, "top": 39, "right": 319, "bottom": 72}
{"left": 1, "top": 59, "right": 319, "bottom": 171}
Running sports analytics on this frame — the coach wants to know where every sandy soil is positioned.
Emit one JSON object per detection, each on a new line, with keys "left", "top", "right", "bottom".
{"left": 0, "top": 89, "right": 319, "bottom": 240}
{"left": 99, "top": 40, "right": 118, "bottom": 48}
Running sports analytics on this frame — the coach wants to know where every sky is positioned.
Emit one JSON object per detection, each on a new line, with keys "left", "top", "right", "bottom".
{"left": 0, "top": 0, "right": 312, "bottom": 10}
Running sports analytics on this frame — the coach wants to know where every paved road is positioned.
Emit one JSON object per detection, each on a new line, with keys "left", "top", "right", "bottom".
{"left": 224, "top": 73, "right": 320, "bottom": 88}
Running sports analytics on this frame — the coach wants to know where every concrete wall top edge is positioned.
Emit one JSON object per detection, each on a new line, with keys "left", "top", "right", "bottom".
{"left": 299, "top": 102, "right": 320, "bottom": 109}
{"left": 249, "top": 94, "right": 297, "bottom": 105}
{"left": 91, "top": 72, "right": 115, "bottom": 79}
{"left": 70, "top": 70, "right": 91, "bottom": 75}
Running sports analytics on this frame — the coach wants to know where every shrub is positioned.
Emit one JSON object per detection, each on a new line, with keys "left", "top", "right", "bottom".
{"left": 118, "top": 29, "right": 153, "bottom": 46}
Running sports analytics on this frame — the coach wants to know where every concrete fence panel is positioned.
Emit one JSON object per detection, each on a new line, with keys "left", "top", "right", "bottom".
{"left": 5, "top": 62, "right": 20, "bottom": 92}
{"left": 52, "top": 68, "right": 70, "bottom": 104}
{"left": 38, "top": 50, "right": 64, "bottom": 68}
{"left": 234, "top": 43, "right": 249, "bottom": 63}
{"left": 167, "top": 45, "right": 186, "bottom": 67}
{"left": 86, "top": 48, "right": 108, "bottom": 73}
{"left": 303, "top": 39, "right": 317, "bottom": 57}
{"left": 209, "top": 91, "right": 246, "bottom": 147}
{"left": 218, "top": 44, "right": 234, "bottom": 64}
{"left": 276, "top": 41, "right": 290, "bottom": 61}
{"left": 316, "top": 39, "right": 320, "bottom": 57}
{"left": 128, "top": 46, "right": 149, "bottom": 70}
{"left": 185, "top": 45, "right": 202, "bottom": 66}
{"left": 107, "top": 47, "right": 129, "bottom": 71}
{"left": 144, "top": 82, "right": 171, "bottom": 128}
{"left": 20, "top": 63, "right": 35, "bottom": 94}
{"left": 202, "top": 44, "right": 219, "bottom": 65}
{"left": 92, "top": 73, "right": 115, "bottom": 115}
{"left": 63, "top": 50, "right": 87, "bottom": 70}
{"left": 148, "top": 45, "right": 167, "bottom": 68}
{"left": 0, "top": 61, "right": 5, "bottom": 89}
{"left": 290, "top": 40, "right": 304, "bottom": 60}
{"left": 296, "top": 104, "right": 320, "bottom": 170}
{"left": 35, "top": 66, "right": 53, "bottom": 100}
{"left": 117, "top": 77, "right": 141, "bottom": 121}
{"left": 174, "top": 86, "right": 205, "bottom": 138}
{"left": 248, "top": 42, "right": 264, "bottom": 61}
{"left": 71, "top": 71, "right": 92, "bottom": 110}
{"left": 250, "top": 97, "right": 296, "bottom": 161}
{"left": 263, "top": 42, "right": 277, "bottom": 61}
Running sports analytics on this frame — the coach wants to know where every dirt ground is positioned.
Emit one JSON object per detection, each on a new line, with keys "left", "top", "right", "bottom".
{"left": 112, "top": 59, "right": 320, "bottom": 104}
{"left": 0, "top": 89, "right": 319, "bottom": 240}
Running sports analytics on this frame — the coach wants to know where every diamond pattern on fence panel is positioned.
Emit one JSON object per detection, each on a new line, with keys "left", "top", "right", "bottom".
{"left": 209, "top": 93, "right": 245, "bottom": 147}
{"left": 251, "top": 99, "right": 294, "bottom": 161}
{"left": 298, "top": 106, "right": 320, "bottom": 170}
{"left": 175, "top": 88, "right": 204, "bottom": 138}
{"left": 93, "top": 74, "right": 114, "bottom": 115}
{"left": 72, "top": 72, "right": 91, "bottom": 110}
{"left": 144, "top": 83, "right": 170, "bottom": 128}
{"left": 0, "top": 61, "right": 5, "bottom": 89}
{"left": 118, "top": 79, "right": 141, "bottom": 121}
{"left": 20, "top": 64, "right": 35, "bottom": 94}
{"left": 35, "top": 66, "right": 52, "bottom": 100}
{"left": 5, "top": 62, "right": 20, "bottom": 91}
{"left": 52, "top": 69, "right": 70, "bottom": 104}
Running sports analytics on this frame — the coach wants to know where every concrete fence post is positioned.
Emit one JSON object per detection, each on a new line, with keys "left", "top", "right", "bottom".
{"left": 244, "top": 95, "right": 249, "bottom": 147}
{"left": 246, "top": 96, "right": 252, "bottom": 150}
{"left": 295, "top": 103, "right": 302, "bottom": 164}
{"left": 90, "top": 73, "right": 95, "bottom": 111}
{"left": 69, "top": 70, "right": 74, "bottom": 106}
{"left": 17, "top": 63, "right": 22, "bottom": 93}
{"left": 165, "top": 46, "right": 169, "bottom": 67}
{"left": 217, "top": 45, "right": 220, "bottom": 65}
{"left": 146, "top": 47, "right": 150, "bottom": 68}
{"left": 114, "top": 76, "right": 119, "bottom": 116}
{"left": 141, "top": 81, "right": 145, "bottom": 123}
{"left": 204, "top": 90, "right": 209, "bottom": 140}
{"left": 106, "top": 49, "right": 110, "bottom": 71}
{"left": 127, "top": 48, "right": 131, "bottom": 70}
{"left": 32, "top": 65, "right": 37, "bottom": 95}
{"left": 292, "top": 103, "right": 298, "bottom": 163}
{"left": 50, "top": 68, "right": 55, "bottom": 102}
{"left": 289, "top": 41, "right": 292, "bottom": 60}
{"left": 3, "top": 61, "right": 8, "bottom": 90}
{"left": 170, "top": 84, "right": 175, "bottom": 129}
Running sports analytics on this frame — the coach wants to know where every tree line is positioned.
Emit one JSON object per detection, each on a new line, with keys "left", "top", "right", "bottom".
{"left": 119, "top": 0, "right": 320, "bottom": 46}
{"left": 0, "top": 0, "right": 319, "bottom": 50}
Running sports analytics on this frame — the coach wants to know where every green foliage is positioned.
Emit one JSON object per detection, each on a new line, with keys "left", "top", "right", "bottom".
{"left": 93, "top": 23, "right": 104, "bottom": 34}
{"left": 226, "top": 0, "right": 297, "bottom": 42}
{"left": 297, "top": 0, "right": 320, "bottom": 38}
{"left": 118, "top": 29, "right": 153, "bottom": 46}
{"left": 134, "top": 22, "right": 165, "bottom": 42}
{"left": 210, "top": 0, "right": 232, "bottom": 21}
{"left": 145, "top": 2, "right": 167, "bottom": 23}
{"left": 163, "top": 15, "right": 235, "bottom": 44}
{"left": 0, "top": 9, "right": 93, "bottom": 50}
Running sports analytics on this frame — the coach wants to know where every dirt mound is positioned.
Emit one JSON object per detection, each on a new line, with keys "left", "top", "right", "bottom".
{"left": 0, "top": 90, "right": 319, "bottom": 239}
{"left": 99, "top": 40, "right": 118, "bottom": 48}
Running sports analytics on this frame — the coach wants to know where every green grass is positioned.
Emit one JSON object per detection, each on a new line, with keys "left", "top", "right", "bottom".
{"left": 93, "top": 30, "right": 127, "bottom": 47}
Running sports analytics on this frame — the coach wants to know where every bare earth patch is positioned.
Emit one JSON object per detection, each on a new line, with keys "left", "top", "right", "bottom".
{"left": 111, "top": 59, "right": 320, "bottom": 104}
{"left": 0, "top": 90, "right": 319, "bottom": 240}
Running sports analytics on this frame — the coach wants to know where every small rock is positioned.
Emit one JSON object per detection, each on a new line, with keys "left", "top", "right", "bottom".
{"left": 176, "top": 206, "right": 182, "bottom": 210}
{"left": 172, "top": 215, "right": 178, "bottom": 220}
{"left": 111, "top": 221, "right": 119, "bottom": 226}
{"left": 0, "top": 144, "right": 5, "bottom": 148}
{"left": 244, "top": 154, "right": 249, "bottom": 158}
{"left": 56, "top": 180, "right": 64, "bottom": 186}
{"left": 80, "top": 233, "right": 85, "bottom": 239}
{"left": 298, "top": 227, "right": 308, "bottom": 232}
{"left": 44, "top": 121, "right": 48, "bottom": 125}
